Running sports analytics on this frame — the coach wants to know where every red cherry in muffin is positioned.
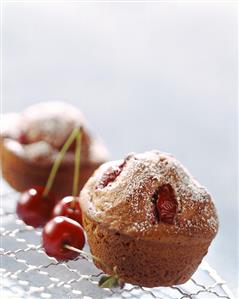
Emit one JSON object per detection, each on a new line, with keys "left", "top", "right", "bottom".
{"left": 52, "top": 196, "right": 83, "bottom": 226}
{"left": 18, "top": 131, "right": 28, "bottom": 144}
{"left": 97, "top": 161, "right": 125, "bottom": 189}
{"left": 156, "top": 184, "right": 178, "bottom": 224}
{"left": 42, "top": 216, "right": 85, "bottom": 260}
{"left": 16, "top": 186, "right": 58, "bottom": 228}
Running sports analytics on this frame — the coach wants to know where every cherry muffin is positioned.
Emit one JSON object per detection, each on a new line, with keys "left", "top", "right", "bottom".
{"left": 80, "top": 150, "right": 218, "bottom": 287}
{"left": 0, "top": 101, "right": 108, "bottom": 197}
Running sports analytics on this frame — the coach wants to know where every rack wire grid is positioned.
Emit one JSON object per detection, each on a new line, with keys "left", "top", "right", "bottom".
{"left": 0, "top": 187, "right": 236, "bottom": 299}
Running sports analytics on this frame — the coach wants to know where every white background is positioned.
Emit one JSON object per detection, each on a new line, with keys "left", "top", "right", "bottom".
{"left": 2, "top": 1, "right": 238, "bottom": 295}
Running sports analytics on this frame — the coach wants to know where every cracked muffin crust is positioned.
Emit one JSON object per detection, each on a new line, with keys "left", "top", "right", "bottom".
{"left": 80, "top": 150, "right": 218, "bottom": 287}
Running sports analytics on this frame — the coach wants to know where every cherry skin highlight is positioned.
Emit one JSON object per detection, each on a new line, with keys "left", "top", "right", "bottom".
{"left": 42, "top": 216, "right": 85, "bottom": 260}
{"left": 52, "top": 196, "right": 83, "bottom": 226}
{"left": 156, "top": 184, "right": 178, "bottom": 224}
{"left": 16, "top": 186, "right": 58, "bottom": 228}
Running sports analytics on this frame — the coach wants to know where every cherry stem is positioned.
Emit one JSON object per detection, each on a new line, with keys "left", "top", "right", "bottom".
{"left": 64, "top": 244, "right": 103, "bottom": 265}
{"left": 43, "top": 128, "right": 80, "bottom": 197}
{"left": 64, "top": 244, "right": 115, "bottom": 275}
{"left": 72, "top": 128, "right": 82, "bottom": 200}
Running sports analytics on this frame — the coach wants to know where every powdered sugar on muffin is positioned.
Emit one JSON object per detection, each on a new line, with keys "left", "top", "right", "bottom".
{"left": 3, "top": 136, "right": 108, "bottom": 166}
{"left": 80, "top": 150, "right": 218, "bottom": 238}
{"left": 0, "top": 102, "right": 100, "bottom": 164}
{"left": 20, "top": 101, "right": 87, "bottom": 148}
{"left": 1, "top": 113, "right": 22, "bottom": 139}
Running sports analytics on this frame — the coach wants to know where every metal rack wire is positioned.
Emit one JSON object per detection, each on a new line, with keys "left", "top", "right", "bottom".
{"left": 0, "top": 189, "right": 235, "bottom": 299}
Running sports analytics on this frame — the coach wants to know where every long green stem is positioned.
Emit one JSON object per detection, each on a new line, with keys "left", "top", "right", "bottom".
{"left": 43, "top": 128, "right": 79, "bottom": 197}
{"left": 72, "top": 128, "right": 82, "bottom": 198}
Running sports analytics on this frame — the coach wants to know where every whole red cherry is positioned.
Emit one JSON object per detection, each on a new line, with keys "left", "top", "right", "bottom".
{"left": 16, "top": 186, "right": 58, "bottom": 228}
{"left": 156, "top": 184, "right": 178, "bottom": 224}
{"left": 42, "top": 216, "right": 85, "bottom": 260}
{"left": 52, "top": 196, "right": 83, "bottom": 226}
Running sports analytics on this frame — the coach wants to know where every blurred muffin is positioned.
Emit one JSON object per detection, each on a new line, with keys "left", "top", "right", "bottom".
{"left": 0, "top": 101, "right": 108, "bottom": 197}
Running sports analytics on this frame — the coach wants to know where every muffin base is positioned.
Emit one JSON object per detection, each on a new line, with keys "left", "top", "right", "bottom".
{"left": 83, "top": 213, "right": 211, "bottom": 287}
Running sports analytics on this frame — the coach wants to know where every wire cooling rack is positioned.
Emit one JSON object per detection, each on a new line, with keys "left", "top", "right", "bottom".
{"left": 0, "top": 187, "right": 236, "bottom": 299}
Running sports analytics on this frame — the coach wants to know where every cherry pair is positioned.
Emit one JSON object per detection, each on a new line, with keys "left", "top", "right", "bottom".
{"left": 16, "top": 185, "right": 85, "bottom": 260}
{"left": 17, "top": 127, "right": 83, "bottom": 228}
{"left": 17, "top": 186, "right": 82, "bottom": 228}
{"left": 16, "top": 128, "right": 85, "bottom": 260}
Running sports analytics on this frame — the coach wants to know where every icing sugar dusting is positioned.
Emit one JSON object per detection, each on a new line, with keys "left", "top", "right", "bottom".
{"left": 1, "top": 102, "right": 108, "bottom": 165}
{"left": 20, "top": 101, "right": 86, "bottom": 148}
{"left": 95, "top": 151, "right": 209, "bottom": 204}
{"left": 3, "top": 137, "right": 107, "bottom": 165}
{"left": 23, "top": 141, "right": 57, "bottom": 162}
{"left": 4, "top": 139, "right": 58, "bottom": 165}
{"left": 1, "top": 113, "right": 21, "bottom": 139}
{"left": 82, "top": 150, "right": 218, "bottom": 236}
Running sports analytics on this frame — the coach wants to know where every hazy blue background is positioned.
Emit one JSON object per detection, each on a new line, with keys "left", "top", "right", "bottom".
{"left": 2, "top": 2, "right": 238, "bottom": 295}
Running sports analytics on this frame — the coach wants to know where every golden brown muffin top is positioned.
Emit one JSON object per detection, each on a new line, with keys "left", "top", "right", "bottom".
{"left": 80, "top": 150, "right": 218, "bottom": 242}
